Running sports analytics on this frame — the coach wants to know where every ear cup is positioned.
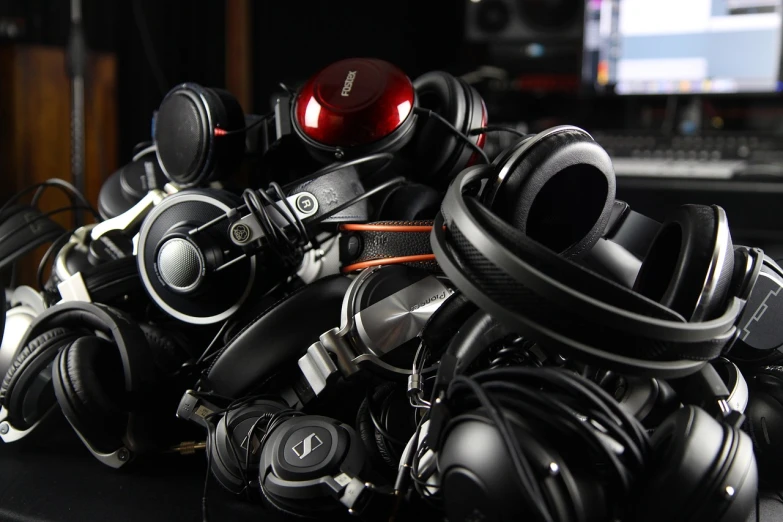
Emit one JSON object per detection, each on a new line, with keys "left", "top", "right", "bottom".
{"left": 634, "top": 205, "right": 734, "bottom": 321}
{"left": 97, "top": 150, "right": 166, "bottom": 220}
{"left": 355, "top": 383, "right": 406, "bottom": 469}
{"left": 635, "top": 406, "right": 757, "bottom": 522}
{"left": 154, "top": 83, "right": 245, "bottom": 186}
{"left": 210, "top": 399, "right": 287, "bottom": 493}
{"left": 52, "top": 336, "right": 127, "bottom": 454}
{"left": 412, "top": 71, "right": 486, "bottom": 185}
{"left": 485, "top": 130, "right": 616, "bottom": 259}
{"left": 745, "top": 366, "right": 783, "bottom": 485}
{"left": 138, "top": 323, "right": 192, "bottom": 375}
{"left": 0, "top": 328, "right": 78, "bottom": 428}
{"left": 377, "top": 183, "right": 441, "bottom": 221}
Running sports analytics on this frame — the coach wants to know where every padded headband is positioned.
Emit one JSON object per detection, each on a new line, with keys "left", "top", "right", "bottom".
{"left": 15, "top": 302, "right": 154, "bottom": 394}
{"left": 205, "top": 275, "right": 352, "bottom": 397}
{"left": 0, "top": 205, "right": 65, "bottom": 271}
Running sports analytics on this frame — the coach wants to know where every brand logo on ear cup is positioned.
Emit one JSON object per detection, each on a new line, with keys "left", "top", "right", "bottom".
{"left": 231, "top": 223, "right": 251, "bottom": 244}
{"left": 291, "top": 432, "right": 323, "bottom": 459}
{"left": 341, "top": 71, "right": 358, "bottom": 97}
{"left": 410, "top": 289, "right": 454, "bottom": 312}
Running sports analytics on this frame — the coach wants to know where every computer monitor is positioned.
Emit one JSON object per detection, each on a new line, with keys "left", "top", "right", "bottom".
{"left": 582, "top": 0, "right": 783, "bottom": 94}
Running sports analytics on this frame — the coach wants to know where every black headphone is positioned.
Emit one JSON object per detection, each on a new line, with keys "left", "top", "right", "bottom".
{"left": 177, "top": 391, "right": 393, "bottom": 519}
{"left": 744, "top": 364, "right": 783, "bottom": 486}
{"left": 97, "top": 145, "right": 168, "bottom": 219}
{"left": 0, "top": 301, "right": 187, "bottom": 467}
{"left": 0, "top": 204, "right": 66, "bottom": 273}
{"left": 431, "top": 125, "right": 761, "bottom": 378}
{"left": 153, "top": 84, "right": 247, "bottom": 187}
{"left": 426, "top": 309, "right": 757, "bottom": 522}
{"left": 134, "top": 154, "right": 377, "bottom": 324}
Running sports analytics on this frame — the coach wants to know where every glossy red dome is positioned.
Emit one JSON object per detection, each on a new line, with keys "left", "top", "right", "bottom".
{"left": 293, "top": 58, "right": 416, "bottom": 148}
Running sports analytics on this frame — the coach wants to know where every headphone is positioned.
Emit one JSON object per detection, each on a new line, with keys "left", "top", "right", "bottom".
{"left": 153, "top": 58, "right": 487, "bottom": 188}
{"left": 134, "top": 157, "right": 376, "bottom": 324}
{"left": 424, "top": 309, "right": 757, "bottom": 522}
{"left": 98, "top": 145, "right": 168, "bottom": 219}
{"left": 177, "top": 391, "right": 394, "bottom": 519}
{"left": 0, "top": 301, "right": 187, "bottom": 467}
{"left": 744, "top": 364, "right": 783, "bottom": 486}
{"left": 431, "top": 125, "right": 762, "bottom": 378}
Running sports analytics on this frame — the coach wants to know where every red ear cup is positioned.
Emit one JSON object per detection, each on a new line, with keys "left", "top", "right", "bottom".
{"left": 154, "top": 83, "right": 246, "bottom": 187}
{"left": 411, "top": 71, "right": 487, "bottom": 186}
{"left": 634, "top": 205, "right": 734, "bottom": 322}
{"left": 483, "top": 128, "right": 616, "bottom": 259}
{"left": 291, "top": 58, "right": 417, "bottom": 161}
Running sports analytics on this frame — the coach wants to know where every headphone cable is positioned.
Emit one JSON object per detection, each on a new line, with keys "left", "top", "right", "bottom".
{"left": 1, "top": 179, "right": 100, "bottom": 221}
{"left": 281, "top": 152, "right": 395, "bottom": 191}
{"left": 468, "top": 126, "right": 529, "bottom": 138}
{"left": 412, "top": 107, "right": 489, "bottom": 165}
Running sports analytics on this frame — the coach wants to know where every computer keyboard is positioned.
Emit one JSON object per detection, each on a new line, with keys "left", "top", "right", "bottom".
{"left": 592, "top": 131, "right": 783, "bottom": 180}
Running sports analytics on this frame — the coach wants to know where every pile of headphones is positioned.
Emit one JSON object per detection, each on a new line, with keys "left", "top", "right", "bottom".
{"left": 3, "top": 57, "right": 783, "bottom": 521}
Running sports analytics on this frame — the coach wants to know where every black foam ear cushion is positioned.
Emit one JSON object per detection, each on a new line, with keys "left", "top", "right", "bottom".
{"left": 54, "top": 336, "right": 126, "bottom": 453}
{"left": 634, "top": 205, "right": 734, "bottom": 322}
{"left": 138, "top": 323, "right": 191, "bottom": 375}
{"left": 487, "top": 130, "right": 616, "bottom": 259}
{"left": 205, "top": 274, "right": 352, "bottom": 397}
{"left": 412, "top": 72, "right": 484, "bottom": 185}
{"left": 0, "top": 328, "right": 77, "bottom": 428}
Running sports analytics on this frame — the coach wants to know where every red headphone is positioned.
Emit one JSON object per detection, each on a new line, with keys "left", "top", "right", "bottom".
{"left": 153, "top": 57, "right": 488, "bottom": 188}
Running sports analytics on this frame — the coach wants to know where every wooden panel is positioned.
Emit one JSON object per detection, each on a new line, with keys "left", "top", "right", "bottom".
{"left": 225, "top": 0, "right": 253, "bottom": 113}
{"left": 0, "top": 44, "right": 117, "bottom": 288}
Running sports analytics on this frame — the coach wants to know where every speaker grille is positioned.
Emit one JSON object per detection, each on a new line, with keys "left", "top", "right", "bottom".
{"left": 157, "top": 238, "right": 203, "bottom": 292}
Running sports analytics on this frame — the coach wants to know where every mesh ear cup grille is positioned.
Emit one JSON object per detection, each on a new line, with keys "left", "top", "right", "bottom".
{"left": 156, "top": 238, "right": 203, "bottom": 292}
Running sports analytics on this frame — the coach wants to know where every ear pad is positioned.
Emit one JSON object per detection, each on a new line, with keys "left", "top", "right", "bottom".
{"left": 412, "top": 71, "right": 485, "bottom": 185}
{"left": 745, "top": 366, "right": 783, "bottom": 485}
{"left": 209, "top": 399, "right": 287, "bottom": 493}
{"left": 97, "top": 149, "right": 166, "bottom": 219}
{"left": 138, "top": 323, "right": 192, "bottom": 375}
{"left": 486, "top": 130, "right": 616, "bottom": 259}
{"left": 635, "top": 406, "right": 757, "bottom": 522}
{"left": 356, "top": 383, "right": 411, "bottom": 469}
{"left": 0, "top": 328, "right": 78, "bottom": 428}
{"left": 154, "top": 83, "right": 246, "bottom": 186}
{"left": 52, "top": 336, "right": 127, "bottom": 454}
{"left": 78, "top": 257, "right": 144, "bottom": 308}
{"left": 0, "top": 205, "right": 66, "bottom": 271}
{"left": 205, "top": 274, "right": 352, "bottom": 397}
{"left": 634, "top": 205, "right": 734, "bottom": 321}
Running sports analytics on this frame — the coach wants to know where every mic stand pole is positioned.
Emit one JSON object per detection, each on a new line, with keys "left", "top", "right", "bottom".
{"left": 67, "top": 0, "right": 87, "bottom": 227}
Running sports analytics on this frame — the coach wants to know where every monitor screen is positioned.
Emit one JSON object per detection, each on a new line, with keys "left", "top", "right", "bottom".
{"left": 582, "top": 0, "right": 783, "bottom": 94}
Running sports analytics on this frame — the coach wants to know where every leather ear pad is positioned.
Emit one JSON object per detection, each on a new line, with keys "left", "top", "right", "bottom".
{"left": 0, "top": 205, "right": 66, "bottom": 271}
{"left": 53, "top": 336, "right": 126, "bottom": 453}
{"left": 634, "top": 205, "right": 734, "bottom": 322}
{"left": 205, "top": 275, "right": 352, "bottom": 397}
{"left": 449, "top": 199, "right": 731, "bottom": 362}
{"left": 0, "top": 328, "right": 77, "bottom": 428}
{"left": 636, "top": 406, "right": 757, "bottom": 522}
{"left": 378, "top": 183, "right": 441, "bottom": 221}
{"left": 412, "top": 72, "right": 483, "bottom": 184}
{"left": 487, "top": 130, "right": 616, "bottom": 259}
{"left": 138, "top": 323, "right": 191, "bottom": 375}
